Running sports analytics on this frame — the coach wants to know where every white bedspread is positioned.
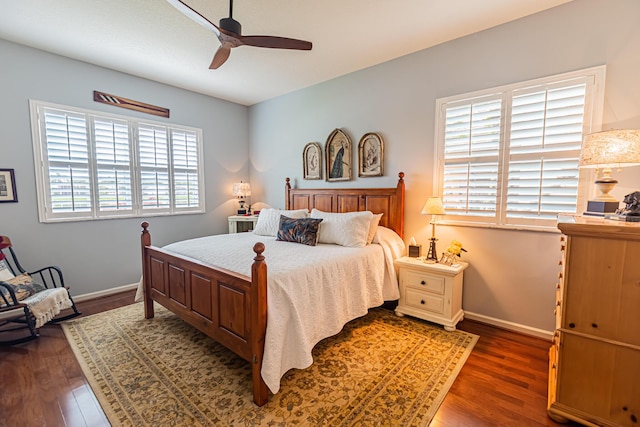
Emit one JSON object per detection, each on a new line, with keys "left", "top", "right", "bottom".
{"left": 157, "top": 229, "right": 403, "bottom": 394}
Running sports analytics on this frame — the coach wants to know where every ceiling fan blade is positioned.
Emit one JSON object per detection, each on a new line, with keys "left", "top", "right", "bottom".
{"left": 210, "top": 46, "right": 231, "bottom": 69}
{"left": 166, "top": 0, "right": 220, "bottom": 37}
{"left": 238, "top": 35, "right": 312, "bottom": 51}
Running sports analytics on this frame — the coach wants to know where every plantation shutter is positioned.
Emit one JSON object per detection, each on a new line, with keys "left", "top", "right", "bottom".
{"left": 505, "top": 83, "right": 586, "bottom": 223}
{"left": 138, "top": 124, "right": 171, "bottom": 210}
{"left": 93, "top": 117, "right": 133, "bottom": 213}
{"left": 171, "top": 129, "right": 200, "bottom": 209}
{"left": 42, "top": 108, "right": 92, "bottom": 215}
{"left": 442, "top": 98, "right": 502, "bottom": 219}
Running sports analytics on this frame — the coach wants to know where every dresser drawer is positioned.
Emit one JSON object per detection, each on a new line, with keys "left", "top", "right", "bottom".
{"left": 405, "top": 287, "right": 445, "bottom": 314}
{"left": 401, "top": 270, "right": 445, "bottom": 294}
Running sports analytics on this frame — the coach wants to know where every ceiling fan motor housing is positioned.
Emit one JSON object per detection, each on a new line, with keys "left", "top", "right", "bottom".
{"left": 220, "top": 17, "right": 241, "bottom": 34}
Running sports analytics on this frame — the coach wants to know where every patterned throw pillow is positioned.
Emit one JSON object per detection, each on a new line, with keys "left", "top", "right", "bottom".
{"left": 276, "top": 216, "right": 323, "bottom": 246}
{"left": 0, "top": 273, "right": 45, "bottom": 304}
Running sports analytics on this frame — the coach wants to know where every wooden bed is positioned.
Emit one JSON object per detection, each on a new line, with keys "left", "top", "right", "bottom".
{"left": 140, "top": 172, "right": 405, "bottom": 406}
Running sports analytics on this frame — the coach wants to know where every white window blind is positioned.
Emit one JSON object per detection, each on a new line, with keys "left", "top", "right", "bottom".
{"left": 30, "top": 100, "right": 205, "bottom": 222}
{"left": 434, "top": 66, "right": 605, "bottom": 230}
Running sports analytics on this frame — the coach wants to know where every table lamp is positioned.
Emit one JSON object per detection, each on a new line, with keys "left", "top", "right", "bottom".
{"left": 579, "top": 129, "right": 640, "bottom": 216}
{"left": 421, "top": 196, "right": 445, "bottom": 263}
{"left": 232, "top": 181, "right": 251, "bottom": 215}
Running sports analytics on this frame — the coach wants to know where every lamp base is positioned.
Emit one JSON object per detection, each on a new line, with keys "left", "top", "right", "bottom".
{"left": 425, "top": 238, "right": 438, "bottom": 263}
{"left": 583, "top": 200, "right": 619, "bottom": 217}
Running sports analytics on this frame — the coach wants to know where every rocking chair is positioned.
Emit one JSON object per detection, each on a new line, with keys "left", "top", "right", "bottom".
{"left": 0, "top": 235, "right": 81, "bottom": 345}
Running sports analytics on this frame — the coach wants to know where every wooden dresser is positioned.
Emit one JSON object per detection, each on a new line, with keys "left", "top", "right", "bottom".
{"left": 548, "top": 215, "right": 640, "bottom": 426}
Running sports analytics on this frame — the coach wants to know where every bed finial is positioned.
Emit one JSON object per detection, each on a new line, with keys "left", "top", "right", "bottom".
{"left": 285, "top": 178, "right": 292, "bottom": 209}
{"left": 398, "top": 171, "right": 405, "bottom": 182}
{"left": 253, "top": 242, "right": 265, "bottom": 261}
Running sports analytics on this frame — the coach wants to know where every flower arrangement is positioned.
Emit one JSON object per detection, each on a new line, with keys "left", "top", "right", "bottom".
{"left": 440, "top": 240, "right": 467, "bottom": 265}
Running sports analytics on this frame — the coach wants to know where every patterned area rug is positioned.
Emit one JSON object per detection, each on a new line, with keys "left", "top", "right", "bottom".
{"left": 62, "top": 303, "right": 477, "bottom": 426}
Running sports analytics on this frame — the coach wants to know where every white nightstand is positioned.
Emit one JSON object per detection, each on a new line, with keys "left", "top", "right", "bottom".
{"left": 394, "top": 256, "right": 468, "bottom": 331}
{"left": 228, "top": 215, "right": 259, "bottom": 233}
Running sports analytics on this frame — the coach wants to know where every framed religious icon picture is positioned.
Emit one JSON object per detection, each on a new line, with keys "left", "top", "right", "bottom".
{"left": 325, "top": 128, "right": 352, "bottom": 182}
{"left": 358, "top": 132, "right": 384, "bottom": 177}
{"left": 0, "top": 169, "right": 18, "bottom": 203}
{"left": 302, "top": 142, "right": 322, "bottom": 180}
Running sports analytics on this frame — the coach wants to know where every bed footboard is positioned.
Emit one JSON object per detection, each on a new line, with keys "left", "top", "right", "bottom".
{"left": 140, "top": 222, "right": 268, "bottom": 406}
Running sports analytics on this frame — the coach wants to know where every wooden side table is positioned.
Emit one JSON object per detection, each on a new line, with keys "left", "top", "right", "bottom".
{"left": 394, "top": 256, "right": 468, "bottom": 331}
{"left": 228, "top": 215, "right": 259, "bottom": 233}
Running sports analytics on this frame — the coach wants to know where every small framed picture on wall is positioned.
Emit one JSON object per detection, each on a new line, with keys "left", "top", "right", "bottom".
{"left": 358, "top": 133, "right": 384, "bottom": 177}
{"left": 302, "top": 142, "right": 322, "bottom": 180}
{"left": 0, "top": 169, "right": 18, "bottom": 203}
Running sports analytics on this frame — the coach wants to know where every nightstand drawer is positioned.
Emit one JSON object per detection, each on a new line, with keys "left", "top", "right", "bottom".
{"left": 401, "top": 270, "right": 445, "bottom": 294}
{"left": 405, "top": 288, "right": 445, "bottom": 314}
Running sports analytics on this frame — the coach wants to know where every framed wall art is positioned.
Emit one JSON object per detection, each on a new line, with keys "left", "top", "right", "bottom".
{"left": 0, "top": 169, "right": 18, "bottom": 203}
{"left": 325, "top": 128, "right": 352, "bottom": 182}
{"left": 358, "top": 132, "right": 384, "bottom": 177}
{"left": 302, "top": 142, "right": 322, "bottom": 180}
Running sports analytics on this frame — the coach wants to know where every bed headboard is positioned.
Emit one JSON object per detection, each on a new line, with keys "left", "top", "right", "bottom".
{"left": 285, "top": 172, "right": 405, "bottom": 239}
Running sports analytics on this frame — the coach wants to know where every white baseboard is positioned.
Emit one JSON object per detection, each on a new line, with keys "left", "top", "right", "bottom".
{"left": 73, "top": 282, "right": 139, "bottom": 303}
{"left": 464, "top": 311, "right": 554, "bottom": 341}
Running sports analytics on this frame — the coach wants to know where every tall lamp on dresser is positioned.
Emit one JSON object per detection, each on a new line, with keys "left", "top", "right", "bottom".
{"left": 579, "top": 129, "right": 640, "bottom": 216}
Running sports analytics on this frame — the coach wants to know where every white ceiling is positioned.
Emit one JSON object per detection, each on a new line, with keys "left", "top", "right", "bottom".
{"left": 0, "top": 0, "right": 571, "bottom": 106}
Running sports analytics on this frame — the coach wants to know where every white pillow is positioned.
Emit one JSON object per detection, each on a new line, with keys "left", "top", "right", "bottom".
{"left": 310, "top": 209, "right": 373, "bottom": 247}
{"left": 367, "top": 213, "right": 383, "bottom": 245}
{"left": 253, "top": 208, "right": 309, "bottom": 236}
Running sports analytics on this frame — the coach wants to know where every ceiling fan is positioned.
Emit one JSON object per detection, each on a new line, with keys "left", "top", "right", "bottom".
{"left": 166, "top": 0, "right": 312, "bottom": 69}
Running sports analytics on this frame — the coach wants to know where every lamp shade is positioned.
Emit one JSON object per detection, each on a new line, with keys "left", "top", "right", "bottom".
{"left": 579, "top": 129, "right": 640, "bottom": 169}
{"left": 232, "top": 182, "right": 251, "bottom": 197}
{"left": 421, "top": 196, "right": 445, "bottom": 215}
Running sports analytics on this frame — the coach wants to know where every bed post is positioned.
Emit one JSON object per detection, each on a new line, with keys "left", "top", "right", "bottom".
{"left": 250, "top": 242, "right": 269, "bottom": 406}
{"left": 285, "top": 177, "right": 292, "bottom": 210}
{"left": 140, "top": 222, "right": 154, "bottom": 319}
{"left": 396, "top": 172, "right": 405, "bottom": 239}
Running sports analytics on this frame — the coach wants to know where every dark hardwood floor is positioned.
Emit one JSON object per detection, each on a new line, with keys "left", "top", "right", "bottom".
{"left": 1, "top": 290, "right": 578, "bottom": 427}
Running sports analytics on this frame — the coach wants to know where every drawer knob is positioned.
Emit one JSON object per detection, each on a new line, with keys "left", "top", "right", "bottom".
{"left": 420, "top": 299, "right": 425, "bottom": 305}
{"left": 569, "top": 322, "right": 575, "bottom": 328}
{"left": 592, "top": 323, "right": 598, "bottom": 328}
{"left": 420, "top": 280, "right": 426, "bottom": 285}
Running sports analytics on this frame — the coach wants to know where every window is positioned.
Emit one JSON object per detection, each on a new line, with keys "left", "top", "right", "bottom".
{"left": 30, "top": 100, "right": 204, "bottom": 222}
{"left": 434, "top": 66, "right": 606, "bottom": 230}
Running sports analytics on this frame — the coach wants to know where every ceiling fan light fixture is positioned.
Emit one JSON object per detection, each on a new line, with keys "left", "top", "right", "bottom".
{"left": 220, "top": 17, "right": 241, "bottom": 34}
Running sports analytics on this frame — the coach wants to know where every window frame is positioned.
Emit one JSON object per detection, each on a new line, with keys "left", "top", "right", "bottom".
{"left": 433, "top": 66, "right": 606, "bottom": 231}
{"left": 30, "top": 100, "right": 205, "bottom": 223}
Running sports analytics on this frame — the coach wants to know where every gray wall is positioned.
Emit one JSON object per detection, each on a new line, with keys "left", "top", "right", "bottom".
{"left": 248, "top": 0, "right": 640, "bottom": 334}
{"left": 0, "top": 39, "right": 250, "bottom": 295}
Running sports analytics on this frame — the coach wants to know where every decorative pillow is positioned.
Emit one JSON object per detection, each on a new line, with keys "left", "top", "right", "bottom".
{"left": 0, "top": 259, "right": 14, "bottom": 281}
{"left": 367, "top": 213, "right": 383, "bottom": 245}
{"left": 253, "top": 208, "right": 309, "bottom": 237}
{"left": 310, "top": 209, "right": 374, "bottom": 248}
{"left": 0, "top": 273, "right": 45, "bottom": 303}
{"left": 276, "top": 216, "right": 323, "bottom": 246}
